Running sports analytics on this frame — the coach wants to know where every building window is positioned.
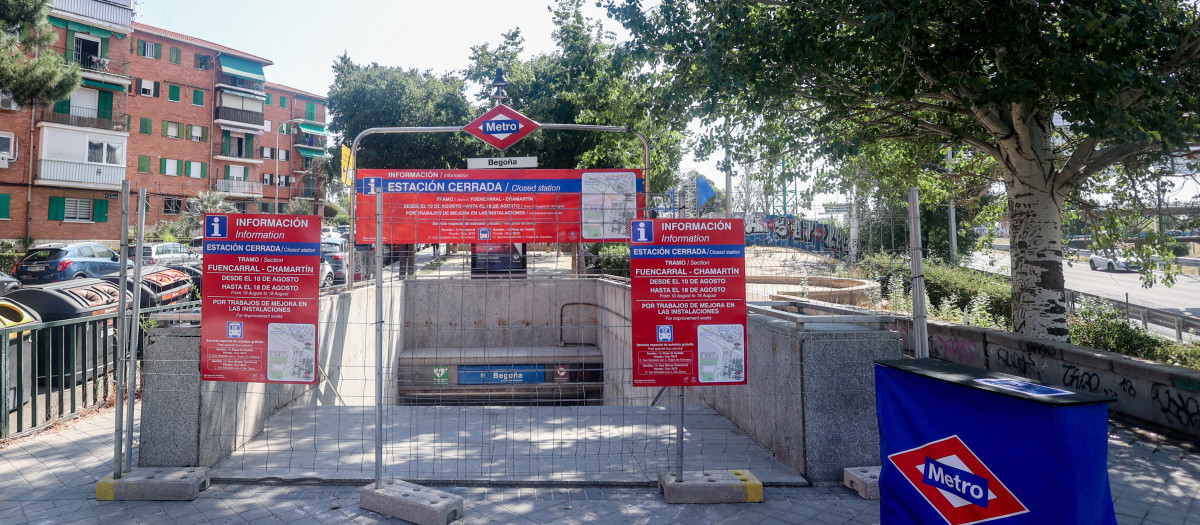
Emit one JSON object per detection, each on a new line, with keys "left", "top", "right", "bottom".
{"left": 193, "top": 88, "right": 205, "bottom": 106}
{"left": 225, "top": 164, "right": 248, "bottom": 180}
{"left": 169, "top": 46, "right": 181, "bottom": 64}
{"left": 194, "top": 53, "right": 211, "bottom": 70}
{"left": 305, "top": 101, "right": 317, "bottom": 121}
{"left": 167, "top": 84, "right": 180, "bottom": 102}
{"left": 164, "top": 121, "right": 180, "bottom": 139}
{"left": 262, "top": 173, "right": 272, "bottom": 185}
{"left": 187, "top": 161, "right": 206, "bottom": 178}
{"left": 137, "top": 155, "right": 151, "bottom": 173}
{"left": 161, "top": 157, "right": 182, "bottom": 176}
{"left": 279, "top": 96, "right": 287, "bottom": 108}
{"left": 87, "top": 140, "right": 122, "bottom": 165}
{"left": 279, "top": 149, "right": 289, "bottom": 161}
{"left": 0, "top": 131, "right": 14, "bottom": 159}
{"left": 64, "top": 198, "right": 93, "bottom": 221}
{"left": 265, "top": 93, "right": 272, "bottom": 105}
{"left": 164, "top": 198, "right": 183, "bottom": 215}
{"left": 261, "top": 147, "right": 273, "bottom": 159}
{"left": 138, "top": 79, "right": 159, "bottom": 97}
{"left": 233, "top": 201, "right": 248, "bottom": 214}
{"left": 190, "top": 125, "right": 206, "bottom": 142}
{"left": 137, "top": 40, "right": 160, "bottom": 59}
{"left": 259, "top": 202, "right": 271, "bottom": 213}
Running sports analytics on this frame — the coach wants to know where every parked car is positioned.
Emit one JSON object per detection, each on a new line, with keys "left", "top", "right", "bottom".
{"left": 12, "top": 242, "right": 127, "bottom": 284}
{"left": 337, "top": 225, "right": 350, "bottom": 237}
{"left": 1089, "top": 250, "right": 1142, "bottom": 272}
{"left": 319, "top": 259, "right": 334, "bottom": 288}
{"left": 321, "top": 226, "right": 342, "bottom": 239}
{"left": 0, "top": 272, "right": 20, "bottom": 294}
{"left": 126, "top": 242, "right": 201, "bottom": 266}
{"left": 321, "top": 238, "right": 350, "bottom": 283}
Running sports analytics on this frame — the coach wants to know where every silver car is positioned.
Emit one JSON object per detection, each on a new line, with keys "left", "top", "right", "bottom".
{"left": 1088, "top": 250, "right": 1141, "bottom": 272}
{"left": 127, "top": 242, "right": 201, "bottom": 266}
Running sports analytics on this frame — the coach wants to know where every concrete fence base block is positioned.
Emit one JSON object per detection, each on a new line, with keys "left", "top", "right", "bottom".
{"left": 843, "top": 466, "right": 881, "bottom": 500}
{"left": 95, "top": 467, "right": 210, "bottom": 501}
{"left": 658, "top": 470, "right": 764, "bottom": 504}
{"left": 360, "top": 480, "right": 464, "bottom": 525}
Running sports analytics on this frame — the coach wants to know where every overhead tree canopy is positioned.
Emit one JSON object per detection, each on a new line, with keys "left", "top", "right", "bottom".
{"left": 0, "top": 0, "right": 80, "bottom": 104}
{"left": 606, "top": 0, "right": 1200, "bottom": 340}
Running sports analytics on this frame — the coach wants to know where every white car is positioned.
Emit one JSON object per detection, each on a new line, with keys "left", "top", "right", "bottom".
{"left": 319, "top": 259, "right": 335, "bottom": 288}
{"left": 1088, "top": 250, "right": 1141, "bottom": 272}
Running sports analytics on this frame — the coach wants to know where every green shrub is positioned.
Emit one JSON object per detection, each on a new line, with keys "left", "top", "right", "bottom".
{"left": 594, "top": 244, "right": 630, "bottom": 277}
{"left": 0, "top": 252, "right": 22, "bottom": 274}
{"left": 859, "top": 253, "right": 1012, "bottom": 328}
{"left": 1069, "top": 299, "right": 1200, "bottom": 369}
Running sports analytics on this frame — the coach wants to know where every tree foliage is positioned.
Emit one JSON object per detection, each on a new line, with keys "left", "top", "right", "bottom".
{"left": 465, "top": 0, "right": 687, "bottom": 193}
{"left": 606, "top": 0, "right": 1200, "bottom": 339}
{"left": 0, "top": 0, "right": 80, "bottom": 104}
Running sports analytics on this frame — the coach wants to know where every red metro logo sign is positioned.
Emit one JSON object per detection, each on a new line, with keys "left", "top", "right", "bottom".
{"left": 464, "top": 104, "right": 540, "bottom": 150}
{"left": 888, "top": 435, "right": 1029, "bottom": 525}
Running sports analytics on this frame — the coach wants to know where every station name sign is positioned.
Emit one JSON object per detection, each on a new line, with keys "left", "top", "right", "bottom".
{"left": 466, "top": 156, "right": 538, "bottom": 169}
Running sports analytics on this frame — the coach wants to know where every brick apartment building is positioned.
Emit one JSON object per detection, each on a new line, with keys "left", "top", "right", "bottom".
{"left": 0, "top": 0, "right": 329, "bottom": 246}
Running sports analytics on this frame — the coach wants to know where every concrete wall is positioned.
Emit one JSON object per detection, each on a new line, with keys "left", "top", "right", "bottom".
{"left": 140, "top": 282, "right": 403, "bottom": 467}
{"left": 888, "top": 317, "right": 1200, "bottom": 440}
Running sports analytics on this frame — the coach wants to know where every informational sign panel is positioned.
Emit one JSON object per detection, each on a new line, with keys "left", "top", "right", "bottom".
{"left": 201, "top": 214, "right": 321, "bottom": 384}
{"left": 630, "top": 219, "right": 747, "bottom": 387}
{"left": 354, "top": 168, "right": 642, "bottom": 243}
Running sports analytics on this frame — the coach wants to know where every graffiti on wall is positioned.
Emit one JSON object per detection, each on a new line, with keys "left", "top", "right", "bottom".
{"left": 743, "top": 213, "right": 851, "bottom": 254}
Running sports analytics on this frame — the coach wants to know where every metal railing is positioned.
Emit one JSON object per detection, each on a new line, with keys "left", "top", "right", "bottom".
{"left": 1, "top": 300, "right": 200, "bottom": 439}
{"left": 42, "top": 105, "right": 128, "bottom": 131}
{"left": 55, "top": 46, "right": 130, "bottom": 76}
{"left": 1066, "top": 290, "right": 1200, "bottom": 342}
{"left": 37, "top": 159, "right": 125, "bottom": 189}
{"left": 215, "top": 179, "right": 263, "bottom": 196}
{"left": 216, "top": 74, "right": 265, "bottom": 93}
{"left": 214, "top": 106, "right": 264, "bottom": 127}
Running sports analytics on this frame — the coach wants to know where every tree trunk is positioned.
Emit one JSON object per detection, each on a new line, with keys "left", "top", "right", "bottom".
{"left": 1003, "top": 170, "right": 1069, "bottom": 341}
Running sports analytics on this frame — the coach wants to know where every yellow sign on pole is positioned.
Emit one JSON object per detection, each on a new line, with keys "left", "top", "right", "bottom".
{"left": 340, "top": 145, "right": 355, "bottom": 186}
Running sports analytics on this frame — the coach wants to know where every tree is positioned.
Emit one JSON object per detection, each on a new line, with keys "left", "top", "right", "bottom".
{"left": 606, "top": 0, "right": 1200, "bottom": 340}
{"left": 284, "top": 198, "right": 314, "bottom": 215}
{"left": 326, "top": 54, "right": 479, "bottom": 169}
{"left": 465, "top": 0, "right": 688, "bottom": 193}
{"left": 1, "top": 0, "right": 80, "bottom": 104}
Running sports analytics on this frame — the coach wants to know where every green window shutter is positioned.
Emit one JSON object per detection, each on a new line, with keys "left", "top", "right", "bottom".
{"left": 162, "top": 120, "right": 168, "bottom": 137}
{"left": 184, "top": 161, "right": 191, "bottom": 177}
{"left": 221, "top": 130, "right": 230, "bottom": 155}
{"left": 48, "top": 197, "right": 65, "bottom": 221}
{"left": 176, "top": 160, "right": 184, "bottom": 174}
{"left": 160, "top": 157, "right": 166, "bottom": 173}
{"left": 184, "top": 124, "right": 192, "bottom": 140}
{"left": 246, "top": 134, "right": 254, "bottom": 157}
{"left": 53, "top": 98, "right": 70, "bottom": 115}
{"left": 306, "top": 102, "right": 316, "bottom": 121}
{"left": 168, "top": 84, "right": 180, "bottom": 102}
{"left": 100, "top": 37, "right": 108, "bottom": 58}
{"left": 260, "top": 203, "right": 269, "bottom": 213}
{"left": 224, "top": 165, "right": 230, "bottom": 179}
{"left": 200, "top": 163, "right": 207, "bottom": 178}
{"left": 280, "top": 96, "right": 287, "bottom": 108}
{"left": 153, "top": 43, "right": 161, "bottom": 59}
{"left": 153, "top": 81, "right": 159, "bottom": 98}
{"left": 0, "top": 194, "right": 10, "bottom": 219}
{"left": 93, "top": 199, "right": 108, "bottom": 223}
{"left": 137, "top": 39, "right": 145, "bottom": 56}
{"left": 200, "top": 126, "right": 208, "bottom": 142}
{"left": 137, "top": 155, "right": 150, "bottom": 172}
{"left": 193, "top": 89, "right": 204, "bottom": 106}
{"left": 139, "top": 117, "right": 151, "bottom": 134}
{"left": 169, "top": 46, "right": 181, "bottom": 64}
{"left": 265, "top": 93, "right": 272, "bottom": 105}
{"left": 65, "top": 30, "right": 75, "bottom": 60}
{"left": 97, "top": 90, "right": 112, "bottom": 119}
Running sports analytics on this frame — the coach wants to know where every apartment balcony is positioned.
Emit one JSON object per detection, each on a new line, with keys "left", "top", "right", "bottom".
{"left": 36, "top": 159, "right": 124, "bottom": 190}
{"left": 216, "top": 179, "right": 263, "bottom": 197}
{"left": 55, "top": 46, "right": 130, "bottom": 77}
{"left": 42, "top": 105, "right": 128, "bottom": 132}
{"left": 51, "top": 0, "right": 133, "bottom": 29}
{"left": 216, "top": 74, "right": 265, "bottom": 93}
{"left": 215, "top": 106, "right": 264, "bottom": 127}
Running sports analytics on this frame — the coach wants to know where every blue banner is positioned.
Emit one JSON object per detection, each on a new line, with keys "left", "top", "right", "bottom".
{"left": 630, "top": 245, "right": 746, "bottom": 258}
{"left": 203, "top": 241, "right": 320, "bottom": 256}
{"left": 876, "top": 361, "right": 1116, "bottom": 525}
{"left": 458, "top": 365, "right": 545, "bottom": 385}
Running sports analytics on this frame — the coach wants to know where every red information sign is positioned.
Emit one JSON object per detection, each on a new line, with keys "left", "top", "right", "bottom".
{"left": 354, "top": 168, "right": 643, "bottom": 243}
{"left": 630, "top": 219, "right": 747, "bottom": 387}
{"left": 200, "top": 214, "right": 321, "bottom": 384}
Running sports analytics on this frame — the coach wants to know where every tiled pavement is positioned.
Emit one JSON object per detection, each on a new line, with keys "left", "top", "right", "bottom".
{"left": 1, "top": 402, "right": 1198, "bottom": 524}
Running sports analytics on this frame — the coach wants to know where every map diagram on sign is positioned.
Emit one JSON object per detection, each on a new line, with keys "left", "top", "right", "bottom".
{"left": 581, "top": 171, "right": 637, "bottom": 239}
{"left": 266, "top": 323, "right": 316, "bottom": 382}
{"left": 696, "top": 324, "right": 745, "bottom": 383}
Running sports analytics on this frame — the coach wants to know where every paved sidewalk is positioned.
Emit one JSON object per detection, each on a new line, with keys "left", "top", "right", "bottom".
{"left": 1, "top": 402, "right": 1198, "bottom": 524}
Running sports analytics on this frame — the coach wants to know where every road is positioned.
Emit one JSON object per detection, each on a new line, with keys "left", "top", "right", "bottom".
{"left": 967, "top": 249, "right": 1200, "bottom": 318}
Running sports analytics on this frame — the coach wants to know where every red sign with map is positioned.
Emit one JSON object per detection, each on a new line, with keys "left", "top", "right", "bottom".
{"left": 200, "top": 214, "right": 321, "bottom": 384}
{"left": 629, "top": 219, "right": 747, "bottom": 387}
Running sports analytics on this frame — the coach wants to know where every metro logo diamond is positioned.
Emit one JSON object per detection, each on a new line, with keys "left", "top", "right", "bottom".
{"left": 464, "top": 104, "right": 539, "bottom": 150}
{"left": 888, "top": 435, "right": 1028, "bottom": 525}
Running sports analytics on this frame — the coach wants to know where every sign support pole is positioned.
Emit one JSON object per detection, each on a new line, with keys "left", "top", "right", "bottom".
{"left": 677, "top": 389, "right": 685, "bottom": 482}
{"left": 374, "top": 185, "right": 385, "bottom": 489}
{"left": 113, "top": 181, "right": 129, "bottom": 479}
{"left": 125, "top": 189, "right": 146, "bottom": 472}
